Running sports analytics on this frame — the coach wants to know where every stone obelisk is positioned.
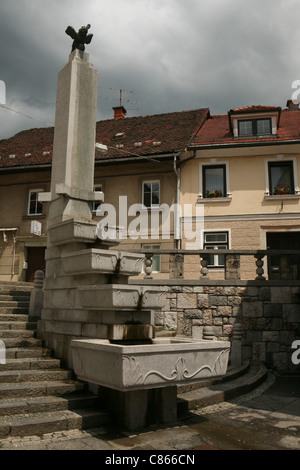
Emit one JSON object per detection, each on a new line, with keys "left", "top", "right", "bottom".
{"left": 48, "top": 48, "right": 99, "bottom": 225}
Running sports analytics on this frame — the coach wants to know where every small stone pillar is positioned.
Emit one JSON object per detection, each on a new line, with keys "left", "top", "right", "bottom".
{"left": 203, "top": 326, "right": 216, "bottom": 340}
{"left": 230, "top": 322, "right": 243, "bottom": 367}
{"left": 29, "top": 270, "right": 44, "bottom": 318}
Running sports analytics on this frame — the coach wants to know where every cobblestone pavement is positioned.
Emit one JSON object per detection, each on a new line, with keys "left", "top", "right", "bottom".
{"left": 0, "top": 373, "right": 299, "bottom": 451}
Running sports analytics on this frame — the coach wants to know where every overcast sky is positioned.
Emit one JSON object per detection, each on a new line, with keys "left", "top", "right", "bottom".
{"left": 0, "top": 0, "right": 300, "bottom": 139}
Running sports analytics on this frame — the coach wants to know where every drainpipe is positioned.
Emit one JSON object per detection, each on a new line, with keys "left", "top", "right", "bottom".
{"left": 173, "top": 155, "right": 181, "bottom": 249}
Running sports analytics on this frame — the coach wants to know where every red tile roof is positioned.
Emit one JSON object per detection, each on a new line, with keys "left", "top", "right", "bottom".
{"left": 0, "top": 108, "right": 209, "bottom": 170}
{"left": 191, "top": 107, "right": 300, "bottom": 147}
{"left": 229, "top": 105, "right": 281, "bottom": 114}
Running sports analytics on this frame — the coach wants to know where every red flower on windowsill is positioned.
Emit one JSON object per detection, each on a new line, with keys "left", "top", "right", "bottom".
{"left": 206, "top": 189, "right": 223, "bottom": 198}
{"left": 274, "top": 184, "right": 290, "bottom": 194}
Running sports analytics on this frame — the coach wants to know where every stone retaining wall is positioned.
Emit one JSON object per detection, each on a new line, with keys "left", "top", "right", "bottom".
{"left": 133, "top": 281, "right": 300, "bottom": 372}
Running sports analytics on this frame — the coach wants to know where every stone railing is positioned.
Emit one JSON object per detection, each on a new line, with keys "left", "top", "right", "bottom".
{"left": 130, "top": 249, "right": 300, "bottom": 281}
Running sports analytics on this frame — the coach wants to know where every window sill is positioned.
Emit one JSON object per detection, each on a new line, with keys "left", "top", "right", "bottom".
{"left": 23, "top": 214, "right": 46, "bottom": 219}
{"left": 140, "top": 206, "right": 166, "bottom": 211}
{"left": 197, "top": 196, "right": 232, "bottom": 203}
{"left": 264, "top": 194, "right": 300, "bottom": 200}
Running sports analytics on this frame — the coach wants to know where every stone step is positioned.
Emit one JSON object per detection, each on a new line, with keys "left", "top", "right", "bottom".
{"left": 177, "top": 361, "right": 251, "bottom": 394}
{"left": 0, "top": 288, "right": 32, "bottom": 296}
{"left": 0, "top": 369, "right": 73, "bottom": 384}
{"left": 177, "top": 362, "right": 268, "bottom": 413}
{"left": 0, "top": 314, "right": 30, "bottom": 322}
{"left": 0, "top": 300, "right": 30, "bottom": 307}
{"left": 0, "top": 393, "right": 101, "bottom": 416}
{"left": 0, "top": 380, "right": 85, "bottom": 399}
{"left": 0, "top": 357, "right": 61, "bottom": 371}
{"left": 0, "top": 307, "right": 30, "bottom": 315}
{"left": 3, "top": 337, "right": 43, "bottom": 349}
{"left": 5, "top": 348, "right": 51, "bottom": 359}
{"left": 0, "top": 408, "right": 109, "bottom": 438}
{"left": 0, "top": 322, "right": 37, "bottom": 330}
{"left": 0, "top": 329, "right": 35, "bottom": 339}
{"left": 0, "top": 295, "right": 31, "bottom": 302}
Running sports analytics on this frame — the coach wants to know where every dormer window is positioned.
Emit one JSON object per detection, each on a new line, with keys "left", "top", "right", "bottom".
{"left": 238, "top": 118, "right": 272, "bottom": 136}
{"left": 228, "top": 106, "right": 281, "bottom": 139}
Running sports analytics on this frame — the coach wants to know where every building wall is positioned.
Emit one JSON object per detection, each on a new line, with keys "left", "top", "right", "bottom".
{"left": 0, "top": 160, "right": 177, "bottom": 281}
{"left": 179, "top": 145, "right": 300, "bottom": 280}
{"left": 0, "top": 169, "right": 50, "bottom": 281}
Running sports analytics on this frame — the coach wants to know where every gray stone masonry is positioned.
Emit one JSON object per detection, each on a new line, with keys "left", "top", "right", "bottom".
{"left": 132, "top": 280, "right": 300, "bottom": 372}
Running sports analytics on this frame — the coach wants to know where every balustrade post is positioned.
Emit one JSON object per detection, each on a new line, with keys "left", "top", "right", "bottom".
{"left": 254, "top": 254, "right": 265, "bottom": 280}
{"left": 230, "top": 322, "right": 243, "bottom": 367}
{"left": 29, "top": 270, "right": 45, "bottom": 318}
{"left": 144, "top": 253, "right": 153, "bottom": 279}
{"left": 203, "top": 326, "right": 215, "bottom": 340}
{"left": 200, "top": 254, "right": 210, "bottom": 280}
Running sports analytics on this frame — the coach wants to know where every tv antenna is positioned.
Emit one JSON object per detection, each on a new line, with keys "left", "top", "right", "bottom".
{"left": 100, "top": 87, "right": 139, "bottom": 111}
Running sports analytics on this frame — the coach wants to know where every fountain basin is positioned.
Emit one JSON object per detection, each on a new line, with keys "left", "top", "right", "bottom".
{"left": 71, "top": 337, "right": 230, "bottom": 392}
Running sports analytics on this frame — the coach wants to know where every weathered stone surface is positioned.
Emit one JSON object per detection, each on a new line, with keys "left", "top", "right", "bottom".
{"left": 271, "top": 287, "right": 291, "bottom": 304}
{"left": 177, "top": 293, "right": 197, "bottom": 309}
{"left": 242, "top": 301, "right": 263, "bottom": 317}
{"left": 197, "top": 294, "right": 209, "bottom": 308}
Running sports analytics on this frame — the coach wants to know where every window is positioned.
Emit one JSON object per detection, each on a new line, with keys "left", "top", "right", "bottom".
{"left": 268, "top": 161, "right": 294, "bottom": 195}
{"left": 238, "top": 118, "right": 271, "bottom": 136}
{"left": 92, "top": 184, "right": 103, "bottom": 214}
{"left": 28, "top": 190, "right": 43, "bottom": 216}
{"left": 203, "top": 165, "right": 226, "bottom": 198}
{"left": 143, "top": 181, "right": 160, "bottom": 208}
{"left": 204, "top": 232, "right": 229, "bottom": 267}
{"left": 143, "top": 244, "right": 160, "bottom": 272}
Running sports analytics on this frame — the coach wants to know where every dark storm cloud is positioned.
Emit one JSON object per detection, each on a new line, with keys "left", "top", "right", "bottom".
{"left": 0, "top": 0, "right": 300, "bottom": 139}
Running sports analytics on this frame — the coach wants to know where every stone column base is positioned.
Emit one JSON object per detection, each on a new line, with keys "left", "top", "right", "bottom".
{"left": 100, "top": 386, "right": 177, "bottom": 430}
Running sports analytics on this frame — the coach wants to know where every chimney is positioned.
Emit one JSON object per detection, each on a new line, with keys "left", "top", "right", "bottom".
{"left": 113, "top": 106, "right": 127, "bottom": 119}
{"left": 286, "top": 99, "right": 299, "bottom": 111}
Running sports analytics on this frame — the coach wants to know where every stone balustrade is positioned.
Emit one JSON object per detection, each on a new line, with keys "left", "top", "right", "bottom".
{"left": 138, "top": 249, "right": 300, "bottom": 281}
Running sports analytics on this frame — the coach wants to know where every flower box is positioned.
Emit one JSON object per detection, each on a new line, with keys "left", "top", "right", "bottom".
{"left": 206, "top": 190, "right": 223, "bottom": 198}
{"left": 274, "top": 185, "right": 290, "bottom": 195}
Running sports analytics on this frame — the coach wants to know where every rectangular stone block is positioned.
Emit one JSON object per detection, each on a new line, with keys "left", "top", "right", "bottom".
{"left": 242, "top": 302, "right": 263, "bottom": 318}
{"left": 197, "top": 294, "right": 209, "bottom": 308}
{"left": 271, "top": 287, "right": 291, "bottom": 304}
{"left": 209, "top": 296, "right": 227, "bottom": 307}
{"left": 177, "top": 293, "right": 197, "bottom": 309}
{"left": 283, "top": 304, "right": 300, "bottom": 323}
{"left": 263, "top": 331, "right": 279, "bottom": 342}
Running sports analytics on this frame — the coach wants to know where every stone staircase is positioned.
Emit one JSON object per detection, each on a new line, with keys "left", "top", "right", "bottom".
{"left": 0, "top": 282, "right": 109, "bottom": 439}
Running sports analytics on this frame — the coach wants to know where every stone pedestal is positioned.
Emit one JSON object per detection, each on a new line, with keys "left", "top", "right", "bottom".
{"left": 101, "top": 386, "right": 177, "bottom": 430}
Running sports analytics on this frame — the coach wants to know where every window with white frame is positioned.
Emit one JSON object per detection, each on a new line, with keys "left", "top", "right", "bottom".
{"left": 143, "top": 181, "right": 160, "bottom": 208}
{"left": 268, "top": 161, "right": 295, "bottom": 195}
{"left": 27, "top": 190, "right": 43, "bottom": 216}
{"left": 202, "top": 165, "right": 227, "bottom": 198}
{"left": 143, "top": 244, "right": 161, "bottom": 272}
{"left": 238, "top": 118, "right": 272, "bottom": 136}
{"left": 204, "top": 232, "right": 229, "bottom": 267}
